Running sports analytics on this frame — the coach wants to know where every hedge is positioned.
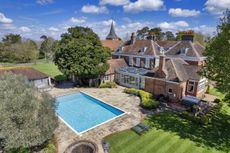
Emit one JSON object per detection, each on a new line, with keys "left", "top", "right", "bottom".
{"left": 124, "top": 88, "right": 159, "bottom": 109}
{"left": 99, "top": 82, "right": 117, "bottom": 88}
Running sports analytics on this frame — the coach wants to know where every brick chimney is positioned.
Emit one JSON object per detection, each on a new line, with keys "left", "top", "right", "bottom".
{"left": 147, "top": 31, "right": 155, "bottom": 41}
{"left": 157, "top": 50, "right": 167, "bottom": 78}
{"left": 130, "top": 32, "right": 136, "bottom": 44}
{"left": 181, "top": 31, "right": 194, "bottom": 42}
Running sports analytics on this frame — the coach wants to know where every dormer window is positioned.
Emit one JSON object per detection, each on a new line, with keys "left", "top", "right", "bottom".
{"left": 139, "top": 46, "right": 147, "bottom": 55}
{"left": 118, "top": 46, "right": 124, "bottom": 52}
{"left": 180, "top": 48, "right": 189, "bottom": 55}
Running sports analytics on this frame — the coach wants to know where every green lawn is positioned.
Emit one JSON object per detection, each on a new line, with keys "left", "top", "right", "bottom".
{"left": 32, "top": 63, "right": 66, "bottom": 81}
{"left": 208, "top": 87, "right": 230, "bottom": 115}
{"left": 105, "top": 112, "right": 230, "bottom": 153}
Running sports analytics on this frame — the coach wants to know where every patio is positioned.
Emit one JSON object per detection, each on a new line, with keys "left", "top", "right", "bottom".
{"left": 49, "top": 86, "right": 143, "bottom": 153}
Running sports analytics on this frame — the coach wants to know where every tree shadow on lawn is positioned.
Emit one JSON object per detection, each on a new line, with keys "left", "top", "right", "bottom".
{"left": 145, "top": 112, "right": 230, "bottom": 152}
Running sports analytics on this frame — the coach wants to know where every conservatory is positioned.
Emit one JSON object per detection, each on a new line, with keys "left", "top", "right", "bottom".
{"left": 115, "top": 67, "right": 149, "bottom": 89}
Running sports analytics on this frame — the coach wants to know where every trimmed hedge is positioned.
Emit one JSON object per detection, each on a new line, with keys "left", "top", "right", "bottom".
{"left": 180, "top": 102, "right": 223, "bottom": 125}
{"left": 124, "top": 88, "right": 159, "bottom": 109}
{"left": 99, "top": 82, "right": 117, "bottom": 88}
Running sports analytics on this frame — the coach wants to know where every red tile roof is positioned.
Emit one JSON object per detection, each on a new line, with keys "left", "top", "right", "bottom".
{"left": 106, "top": 58, "right": 127, "bottom": 74}
{"left": 0, "top": 67, "right": 49, "bottom": 80}
{"left": 101, "top": 40, "right": 122, "bottom": 51}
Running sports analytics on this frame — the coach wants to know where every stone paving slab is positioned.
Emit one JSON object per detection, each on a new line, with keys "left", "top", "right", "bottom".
{"left": 49, "top": 86, "right": 143, "bottom": 153}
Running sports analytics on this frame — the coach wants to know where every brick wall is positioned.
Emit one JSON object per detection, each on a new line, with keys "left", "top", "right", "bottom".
{"left": 144, "top": 77, "right": 185, "bottom": 102}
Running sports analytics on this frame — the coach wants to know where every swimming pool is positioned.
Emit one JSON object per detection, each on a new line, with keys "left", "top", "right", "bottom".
{"left": 56, "top": 92, "right": 125, "bottom": 135}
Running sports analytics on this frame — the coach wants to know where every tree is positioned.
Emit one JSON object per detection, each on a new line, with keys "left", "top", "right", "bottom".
{"left": 194, "top": 32, "right": 206, "bottom": 46}
{"left": 149, "top": 27, "right": 164, "bottom": 40}
{"left": 202, "top": 10, "right": 230, "bottom": 103}
{"left": 40, "top": 35, "right": 48, "bottom": 40}
{"left": 0, "top": 73, "right": 58, "bottom": 150}
{"left": 39, "top": 37, "right": 55, "bottom": 61}
{"left": 165, "top": 31, "right": 175, "bottom": 40}
{"left": 137, "top": 26, "right": 149, "bottom": 39}
{"left": 54, "top": 26, "right": 111, "bottom": 85}
{"left": 2, "top": 34, "right": 22, "bottom": 44}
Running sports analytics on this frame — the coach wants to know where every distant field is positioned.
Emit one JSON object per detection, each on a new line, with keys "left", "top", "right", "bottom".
{"left": 32, "top": 63, "right": 66, "bottom": 81}
{"left": 106, "top": 112, "right": 230, "bottom": 153}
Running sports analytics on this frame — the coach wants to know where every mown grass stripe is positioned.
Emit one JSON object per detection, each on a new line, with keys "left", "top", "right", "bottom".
{"left": 168, "top": 138, "right": 190, "bottom": 153}
{"left": 164, "top": 136, "right": 184, "bottom": 153}
{"left": 156, "top": 134, "right": 181, "bottom": 153}
{"left": 142, "top": 132, "right": 171, "bottom": 153}
{"left": 146, "top": 132, "right": 176, "bottom": 153}
{"left": 123, "top": 129, "right": 164, "bottom": 153}
{"left": 110, "top": 131, "right": 138, "bottom": 148}
{"left": 181, "top": 142, "right": 197, "bottom": 153}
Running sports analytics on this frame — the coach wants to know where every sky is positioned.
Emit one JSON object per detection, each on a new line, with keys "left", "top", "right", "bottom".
{"left": 0, "top": 0, "right": 229, "bottom": 40}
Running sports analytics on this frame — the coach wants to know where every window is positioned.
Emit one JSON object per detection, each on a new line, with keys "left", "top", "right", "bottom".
{"left": 187, "top": 81, "right": 195, "bottom": 93}
{"left": 145, "top": 58, "right": 150, "bottom": 68}
{"left": 168, "top": 88, "right": 173, "bottom": 94}
{"left": 129, "top": 56, "right": 133, "bottom": 66}
{"left": 105, "top": 75, "right": 109, "bottom": 80}
{"left": 198, "top": 79, "right": 206, "bottom": 92}
{"left": 136, "top": 58, "right": 140, "bottom": 67}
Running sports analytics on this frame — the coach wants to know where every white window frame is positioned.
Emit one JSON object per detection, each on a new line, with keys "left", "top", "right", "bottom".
{"left": 187, "top": 80, "right": 196, "bottom": 93}
{"left": 145, "top": 58, "right": 150, "bottom": 68}
{"left": 129, "top": 56, "right": 133, "bottom": 66}
{"left": 136, "top": 58, "right": 140, "bottom": 67}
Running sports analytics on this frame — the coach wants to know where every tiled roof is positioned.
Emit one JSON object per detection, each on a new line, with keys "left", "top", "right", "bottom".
{"left": 153, "top": 58, "right": 202, "bottom": 82}
{"left": 164, "top": 41, "right": 205, "bottom": 58}
{"left": 0, "top": 67, "right": 49, "bottom": 80}
{"left": 106, "top": 58, "right": 127, "bottom": 74}
{"left": 115, "top": 39, "right": 205, "bottom": 60}
{"left": 101, "top": 40, "right": 122, "bottom": 51}
{"left": 118, "top": 40, "right": 159, "bottom": 56}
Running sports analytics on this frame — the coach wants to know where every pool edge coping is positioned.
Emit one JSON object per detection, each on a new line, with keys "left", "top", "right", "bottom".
{"left": 56, "top": 91, "right": 128, "bottom": 136}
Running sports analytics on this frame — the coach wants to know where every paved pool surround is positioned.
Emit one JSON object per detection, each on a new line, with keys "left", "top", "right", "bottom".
{"left": 49, "top": 86, "right": 142, "bottom": 153}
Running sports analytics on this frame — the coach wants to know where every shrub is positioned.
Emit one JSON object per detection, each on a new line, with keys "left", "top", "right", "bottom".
{"left": 180, "top": 102, "right": 223, "bottom": 125}
{"left": 43, "top": 136, "right": 57, "bottom": 153}
{"left": 213, "top": 98, "right": 221, "bottom": 103}
{"left": 99, "top": 82, "right": 117, "bottom": 88}
{"left": 124, "top": 88, "right": 139, "bottom": 95}
{"left": 5, "top": 147, "right": 31, "bottom": 153}
{"left": 43, "top": 142, "right": 56, "bottom": 153}
{"left": 0, "top": 73, "right": 58, "bottom": 149}
{"left": 124, "top": 88, "right": 159, "bottom": 109}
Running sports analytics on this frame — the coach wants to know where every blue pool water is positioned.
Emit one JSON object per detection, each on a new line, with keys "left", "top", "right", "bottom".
{"left": 56, "top": 92, "right": 124, "bottom": 134}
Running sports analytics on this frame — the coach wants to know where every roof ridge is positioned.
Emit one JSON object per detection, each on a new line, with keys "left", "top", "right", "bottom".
{"left": 151, "top": 40, "right": 157, "bottom": 56}
{"left": 165, "top": 41, "right": 181, "bottom": 53}
{"left": 171, "top": 59, "right": 183, "bottom": 81}
{"left": 189, "top": 41, "right": 200, "bottom": 58}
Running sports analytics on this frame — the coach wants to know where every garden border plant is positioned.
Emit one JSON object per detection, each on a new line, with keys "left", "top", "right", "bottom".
{"left": 124, "top": 88, "right": 159, "bottom": 109}
{"left": 180, "top": 102, "right": 223, "bottom": 125}
{"left": 99, "top": 82, "right": 117, "bottom": 88}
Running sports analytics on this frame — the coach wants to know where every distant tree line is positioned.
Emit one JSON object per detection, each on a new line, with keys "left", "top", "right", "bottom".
{"left": 136, "top": 27, "right": 207, "bottom": 45}
{"left": 0, "top": 34, "right": 56, "bottom": 63}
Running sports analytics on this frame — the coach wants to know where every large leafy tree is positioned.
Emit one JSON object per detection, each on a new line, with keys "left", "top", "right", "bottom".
{"left": 136, "top": 27, "right": 164, "bottom": 40}
{"left": 0, "top": 73, "right": 58, "bottom": 150}
{"left": 54, "top": 26, "right": 111, "bottom": 85}
{"left": 2, "top": 34, "right": 22, "bottom": 44}
{"left": 137, "top": 26, "right": 149, "bottom": 39}
{"left": 149, "top": 27, "right": 164, "bottom": 40}
{"left": 165, "top": 31, "right": 175, "bottom": 40}
{"left": 39, "top": 36, "right": 55, "bottom": 61}
{"left": 203, "top": 10, "right": 230, "bottom": 102}
{"left": 0, "top": 39, "right": 38, "bottom": 63}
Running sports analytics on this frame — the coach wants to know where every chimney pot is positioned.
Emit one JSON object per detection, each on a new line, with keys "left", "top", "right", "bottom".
{"left": 130, "top": 32, "right": 136, "bottom": 44}
{"left": 181, "top": 31, "right": 194, "bottom": 42}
